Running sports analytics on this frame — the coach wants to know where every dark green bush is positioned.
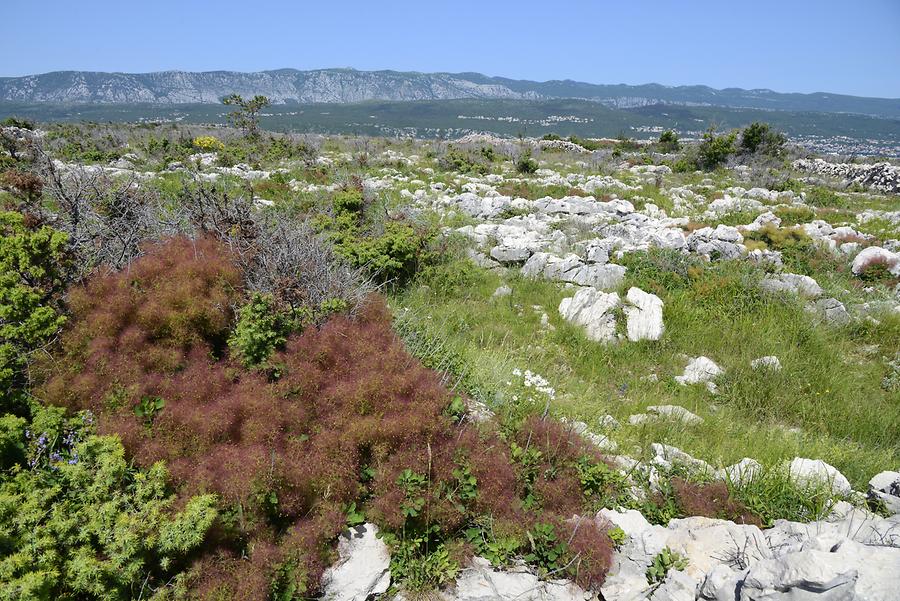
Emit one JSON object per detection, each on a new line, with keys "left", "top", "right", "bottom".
{"left": 697, "top": 128, "right": 736, "bottom": 170}
{"left": 740, "top": 122, "right": 786, "bottom": 156}
{"left": 658, "top": 130, "right": 681, "bottom": 153}
{"left": 1, "top": 116, "right": 34, "bottom": 130}
{"left": 516, "top": 151, "right": 538, "bottom": 175}
{"left": 437, "top": 148, "right": 489, "bottom": 175}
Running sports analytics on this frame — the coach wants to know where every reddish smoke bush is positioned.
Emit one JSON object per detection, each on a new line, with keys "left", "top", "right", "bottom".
{"left": 39, "top": 235, "right": 615, "bottom": 597}
{"left": 1, "top": 168, "right": 44, "bottom": 203}
{"left": 672, "top": 478, "right": 763, "bottom": 526}
{"left": 566, "top": 516, "right": 616, "bottom": 589}
{"left": 514, "top": 416, "right": 605, "bottom": 517}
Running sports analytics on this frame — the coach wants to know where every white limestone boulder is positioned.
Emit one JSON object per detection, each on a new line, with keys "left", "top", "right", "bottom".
{"left": 787, "top": 458, "right": 852, "bottom": 496}
{"left": 320, "top": 524, "right": 390, "bottom": 601}
{"left": 624, "top": 287, "right": 665, "bottom": 341}
{"left": 675, "top": 356, "right": 723, "bottom": 386}
{"left": 851, "top": 246, "right": 900, "bottom": 277}
{"left": 558, "top": 288, "right": 621, "bottom": 342}
{"left": 760, "top": 273, "right": 823, "bottom": 298}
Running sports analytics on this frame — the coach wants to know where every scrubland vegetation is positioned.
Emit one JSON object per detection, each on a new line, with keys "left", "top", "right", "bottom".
{"left": 1, "top": 112, "right": 898, "bottom": 599}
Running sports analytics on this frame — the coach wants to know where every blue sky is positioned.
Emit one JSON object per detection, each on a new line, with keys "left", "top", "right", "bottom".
{"left": 3, "top": 0, "right": 899, "bottom": 97}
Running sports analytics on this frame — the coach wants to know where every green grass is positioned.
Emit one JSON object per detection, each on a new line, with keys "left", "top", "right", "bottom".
{"left": 390, "top": 250, "right": 900, "bottom": 488}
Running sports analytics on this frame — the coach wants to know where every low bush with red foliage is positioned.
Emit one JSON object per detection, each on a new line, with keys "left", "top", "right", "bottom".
{"left": 854, "top": 253, "right": 899, "bottom": 285}
{"left": 1, "top": 168, "right": 44, "bottom": 204}
{"left": 39, "top": 236, "right": 617, "bottom": 597}
{"left": 671, "top": 477, "right": 763, "bottom": 527}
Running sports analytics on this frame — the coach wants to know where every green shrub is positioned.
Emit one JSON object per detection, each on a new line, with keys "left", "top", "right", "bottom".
{"left": 0, "top": 407, "right": 218, "bottom": 600}
{"left": 464, "top": 519, "right": 522, "bottom": 567}
{"left": 774, "top": 205, "right": 815, "bottom": 225}
{"left": 228, "top": 293, "right": 292, "bottom": 367}
{"left": 697, "top": 128, "right": 736, "bottom": 170}
{"left": 742, "top": 223, "right": 810, "bottom": 252}
{"left": 0, "top": 211, "right": 70, "bottom": 413}
{"left": 740, "top": 122, "right": 786, "bottom": 155}
{"left": 332, "top": 188, "right": 365, "bottom": 216}
{"left": 437, "top": 148, "right": 489, "bottom": 175}
{"left": 658, "top": 130, "right": 681, "bottom": 153}
{"left": 479, "top": 146, "right": 497, "bottom": 162}
{"left": 523, "top": 522, "right": 570, "bottom": 578}
{"left": 516, "top": 151, "right": 539, "bottom": 175}
{"left": 335, "top": 221, "right": 431, "bottom": 284}
{"left": 672, "top": 156, "right": 698, "bottom": 173}
{"left": 319, "top": 204, "right": 433, "bottom": 285}
{"left": 607, "top": 526, "right": 626, "bottom": 549}
{"left": 773, "top": 178, "right": 803, "bottom": 194}
{"left": 1, "top": 116, "right": 34, "bottom": 130}
{"left": 805, "top": 186, "right": 847, "bottom": 209}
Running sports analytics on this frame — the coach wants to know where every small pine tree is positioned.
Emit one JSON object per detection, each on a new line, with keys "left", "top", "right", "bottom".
{"left": 222, "top": 94, "right": 271, "bottom": 139}
{"left": 740, "top": 122, "right": 786, "bottom": 156}
{"left": 658, "top": 130, "right": 681, "bottom": 152}
{"left": 697, "top": 127, "right": 736, "bottom": 170}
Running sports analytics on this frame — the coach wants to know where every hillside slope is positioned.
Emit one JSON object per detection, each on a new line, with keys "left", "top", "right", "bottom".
{"left": 2, "top": 68, "right": 899, "bottom": 118}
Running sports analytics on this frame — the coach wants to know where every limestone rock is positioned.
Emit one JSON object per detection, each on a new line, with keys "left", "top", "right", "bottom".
{"left": 739, "top": 548, "right": 858, "bottom": 600}
{"left": 868, "top": 471, "right": 900, "bottom": 515}
{"left": 812, "top": 297, "right": 851, "bottom": 325}
{"left": 647, "top": 404, "right": 703, "bottom": 425}
{"left": 624, "top": 287, "right": 665, "bottom": 341}
{"left": 787, "top": 458, "right": 852, "bottom": 496}
{"left": 489, "top": 245, "right": 531, "bottom": 264}
{"left": 648, "top": 569, "right": 697, "bottom": 601}
{"left": 715, "top": 458, "right": 762, "bottom": 486}
{"left": 675, "top": 356, "right": 723, "bottom": 386}
{"left": 492, "top": 284, "right": 512, "bottom": 298}
{"left": 751, "top": 356, "right": 782, "bottom": 371}
{"left": 761, "top": 273, "right": 823, "bottom": 298}
{"left": 446, "top": 556, "right": 592, "bottom": 601}
{"left": 558, "top": 288, "right": 621, "bottom": 342}
{"left": 851, "top": 246, "right": 900, "bottom": 276}
{"left": 320, "top": 524, "right": 390, "bottom": 601}
{"left": 598, "top": 414, "right": 621, "bottom": 430}
{"left": 651, "top": 443, "right": 715, "bottom": 475}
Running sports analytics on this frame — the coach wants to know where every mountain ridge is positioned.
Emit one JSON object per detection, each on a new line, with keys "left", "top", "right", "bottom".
{"left": 2, "top": 68, "right": 900, "bottom": 119}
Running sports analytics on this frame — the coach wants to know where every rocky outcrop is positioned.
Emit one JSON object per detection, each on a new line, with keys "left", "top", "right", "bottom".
{"left": 686, "top": 226, "right": 744, "bottom": 260}
{"left": 794, "top": 158, "right": 900, "bottom": 194}
{"left": 787, "top": 458, "right": 852, "bottom": 496}
{"left": 868, "top": 471, "right": 900, "bottom": 514}
{"left": 851, "top": 246, "right": 900, "bottom": 276}
{"left": 440, "top": 556, "right": 593, "bottom": 601}
{"left": 558, "top": 288, "right": 620, "bottom": 342}
{"left": 624, "top": 287, "right": 665, "bottom": 341}
{"left": 760, "top": 273, "right": 823, "bottom": 298}
{"left": 559, "top": 286, "right": 665, "bottom": 343}
{"left": 320, "top": 523, "right": 390, "bottom": 601}
{"left": 524, "top": 252, "right": 627, "bottom": 290}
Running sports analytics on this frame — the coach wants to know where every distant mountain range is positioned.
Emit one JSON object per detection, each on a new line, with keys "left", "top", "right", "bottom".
{"left": 2, "top": 68, "right": 899, "bottom": 119}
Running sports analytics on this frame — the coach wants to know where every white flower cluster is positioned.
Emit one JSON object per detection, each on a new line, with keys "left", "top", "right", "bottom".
{"left": 510, "top": 368, "right": 556, "bottom": 400}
